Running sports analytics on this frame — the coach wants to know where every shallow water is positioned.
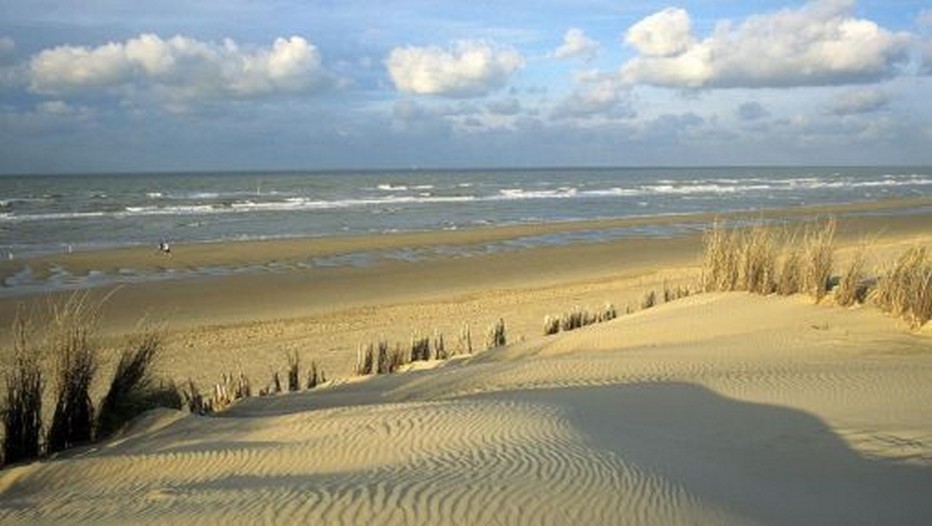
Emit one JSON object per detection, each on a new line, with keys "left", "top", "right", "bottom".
{"left": 1, "top": 167, "right": 930, "bottom": 296}
{"left": 2, "top": 166, "right": 930, "bottom": 258}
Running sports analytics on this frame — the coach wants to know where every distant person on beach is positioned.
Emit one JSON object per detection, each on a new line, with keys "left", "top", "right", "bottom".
{"left": 158, "top": 240, "right": 172, "bottom": 257}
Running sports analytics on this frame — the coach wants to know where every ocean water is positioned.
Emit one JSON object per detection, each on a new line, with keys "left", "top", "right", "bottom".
{"left": 2, "top": 166, "right": 931, "bottom": 260}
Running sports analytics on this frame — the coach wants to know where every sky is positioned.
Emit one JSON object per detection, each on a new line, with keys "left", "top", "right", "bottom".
{"left": 1, "top": 0, "right": 931, "bottom": 174}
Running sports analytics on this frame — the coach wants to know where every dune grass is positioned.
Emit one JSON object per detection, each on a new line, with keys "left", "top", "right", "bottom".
{"left": 776, "top": 238, "right": 804, "bottom": 296}
{"left": 458, "top": 323, "right": 473, "bottom": 355}
{"left": 871, "top": 247, "right": 932, "bottom": 329}
{"left": 834, "top": 246, "right": 868, "bottom": 308}
{"left": 486, "top": 318, "right": 507, "bottom": 349}
{"left": 182, "top": 380, "right": 209, "bottom": 415}
{"left": 46, "top": 294, "right": 99, "bottom": 454}
{"left": 803, "top": 218, "right": 836, "bottom": 302}
{"left": 96, "top": 330, "right": 171, "bottom": 439}
{"left": 286, "top": 351, "right": 300, "bottom": 392}
{"left": 700, "top": 218, "right": 929, "bottom": 328}
{"left": 544, "top": 303, "right": 617, "bottom": 336}
{"left": 306, "top": 361, "right": 323, "bottom": 389}
{"left": 702, "top": 218, "right": 836, "bottom": 302}
{"left": 2, "top": 312, "right": 44, "bottom": 466}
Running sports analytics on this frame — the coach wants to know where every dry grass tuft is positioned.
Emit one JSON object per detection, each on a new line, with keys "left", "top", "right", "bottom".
{"left": 486, "top": 318, "right": 506, "bottom": 349}
{"left": 544, "top": 303, "right": 618, "bottom": 336}
{"left": 803, "top": 218, "right": 836, "bottom": 302}
{"left": 182, "top": 380, "right": 209, "bottom": 415}
{"left": 871, "top": 247, "right": 932, "bottom": 328}
{"left": 286, "top": 351, "right": 300, "bottom": 392}
{"left": 702, "top": 218, "right": 836, "bottom": 302}
{"left": 776, "top": 239, "right": 804, "bottom": 296}
{"left": 355, "top": 344, "right": 375, "bottom": 375}
{"left": 410, "top": 334, "right": 431, "bottom": 362}
{"left": 834, "top": 246, "right": 868, "bottom": 307}
{"left": 641, "top": 290, "right": 657, "bottom": 310}
{"left": 210, "top": 372, "right": 252, "bottom": 410}
{"left": 376, "top": 341, "right": 391, "bottom": 374}
{"left": 458, "top": 323, "right": 473, "bottom": 354}
{"left": 306, "top": 361, "right": 324, "bottom": 389}
{"left": 700, "top": 219, "right": 929, "bottom": 328}
{"left": 96, "top": 330, "right": 165, "bottom": 439}
{"left": 387, "top": 345, "right": 407, "bottom": 373}
{"left": 433, "top": 333, "right": 447, "bottom": 360}
{"left": 46, "top": 293, "right": 99, "bottom": 454}
{"left": 701, "top": 220, "right": 740, "bottom": 292}
{"left": 740, "top": 225, "right": 779, "bottom": 295}
{"left": 2, "top": 312, "right": 44, "bottom": 466}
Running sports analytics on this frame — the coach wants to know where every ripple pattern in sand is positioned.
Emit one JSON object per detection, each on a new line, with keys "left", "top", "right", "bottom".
{"left": 0, "top": 397, "right": 736, "bottom": 525}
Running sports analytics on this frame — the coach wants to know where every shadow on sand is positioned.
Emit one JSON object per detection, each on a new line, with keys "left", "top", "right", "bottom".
{"left": 508, "top": 382, "right": 932, "bottom": 526}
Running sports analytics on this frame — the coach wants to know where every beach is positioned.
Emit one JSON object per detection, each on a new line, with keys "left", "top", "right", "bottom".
{"left": 0, "top": 198, "right": 930, "bottom": 524}
{"left": 5, "top": 0, "right": 932, "bottom": 521}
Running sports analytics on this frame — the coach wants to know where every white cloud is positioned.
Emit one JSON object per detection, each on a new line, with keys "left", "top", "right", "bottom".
{"left": 29, "top": 34, "right": 325, "bottom": 99}
{"left": 553, "top": 29, "right": 600, "bottom": 61}
{"left": 552, "top": 75, "right": 632, "bottom": 120}
{"left": 385, "top": 41, "right": 524, "bottom": 97}
{"left": 621, "top": 0, "right": 912, "bottom": 88}
{"left": 625, "top": 8, "right": 693, "bottom": 57}
{"left": 824, "top": 87, "right": 889, "bottom": 115}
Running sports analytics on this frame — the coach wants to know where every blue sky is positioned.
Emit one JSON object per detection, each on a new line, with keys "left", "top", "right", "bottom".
{"left": 1, "top": 0, "right": 930, "bottom": 173}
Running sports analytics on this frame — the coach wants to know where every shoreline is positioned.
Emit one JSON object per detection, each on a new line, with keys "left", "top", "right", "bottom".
{"left": 3, "top": 196, "right": 931, "bottom": 294}
{"left": 0, "top": 197, "right": 929, "bottom": 377}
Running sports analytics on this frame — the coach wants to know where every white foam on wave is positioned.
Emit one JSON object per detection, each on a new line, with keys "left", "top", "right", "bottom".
{"left": 4, "top": 174, "right": 930, "bottom": 224}
{"left": 497, "top": 187, "right": 578, "bottom": 200}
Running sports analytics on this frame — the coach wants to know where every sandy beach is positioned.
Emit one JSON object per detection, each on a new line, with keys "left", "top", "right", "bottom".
{"left": 0, "top": 199, "right": 930, "bottom": 524}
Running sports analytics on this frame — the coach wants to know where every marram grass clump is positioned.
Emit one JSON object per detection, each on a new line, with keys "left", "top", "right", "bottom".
{"left": 486, "top": 319, "right": 507, "bottom": 349}
{"left": 2, "top": 313, "right": 43, "bottom": 466}
{"left": 701, "top": 218, "right": 836, "bottom": 302}
{"left": 543, "top": 303, "right": 617, "bottom": 336}
{"left": 46, "top": 294, "right": 99, "bottom": 454}
{"left": 699, "top": 219, "right": 929, "bottom": 328}
{"left": 871, "top": 247, "right": 932, "bottom": 329}
{"left": 96, "top": 330, "right": 173, "bottom": 439}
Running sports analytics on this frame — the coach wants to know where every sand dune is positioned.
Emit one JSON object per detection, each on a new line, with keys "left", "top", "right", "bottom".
{"left": 1, "top": 292, "right": 930, "bottom": 525}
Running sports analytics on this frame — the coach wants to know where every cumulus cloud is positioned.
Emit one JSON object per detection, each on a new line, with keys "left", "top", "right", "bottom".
{"left": 621, "top": 0, "right": 911, "bottom": 88}
{"left": 553, "top": 29, "right": 600, "bottom": 61}
{"left": 385, "top": 41, "right": 524, "bottom": 97}
{"left": 625, "top": 8, "right": 693, "bottom": 57}
{"left": 552, "top": 75, "right": 632, "bottom": 120}
{"left": 28, "top": 33, "right": 325, "bottom": 99}
{"left": 824, "top": 88, "right": 889, "bottom": 115}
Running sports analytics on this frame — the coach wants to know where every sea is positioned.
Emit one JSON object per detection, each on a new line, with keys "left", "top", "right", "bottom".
{"left": 1, "top": 166, "right": 930, "bottom": 295}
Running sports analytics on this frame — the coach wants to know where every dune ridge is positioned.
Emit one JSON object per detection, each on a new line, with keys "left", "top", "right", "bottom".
{"left": 1, "top": 292, "right": 930, "bottom": 525}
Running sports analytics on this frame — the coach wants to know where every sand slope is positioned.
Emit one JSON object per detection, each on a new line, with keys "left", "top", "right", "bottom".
{"left": 1, "top": 293, "right": 930, "bottom": 525}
